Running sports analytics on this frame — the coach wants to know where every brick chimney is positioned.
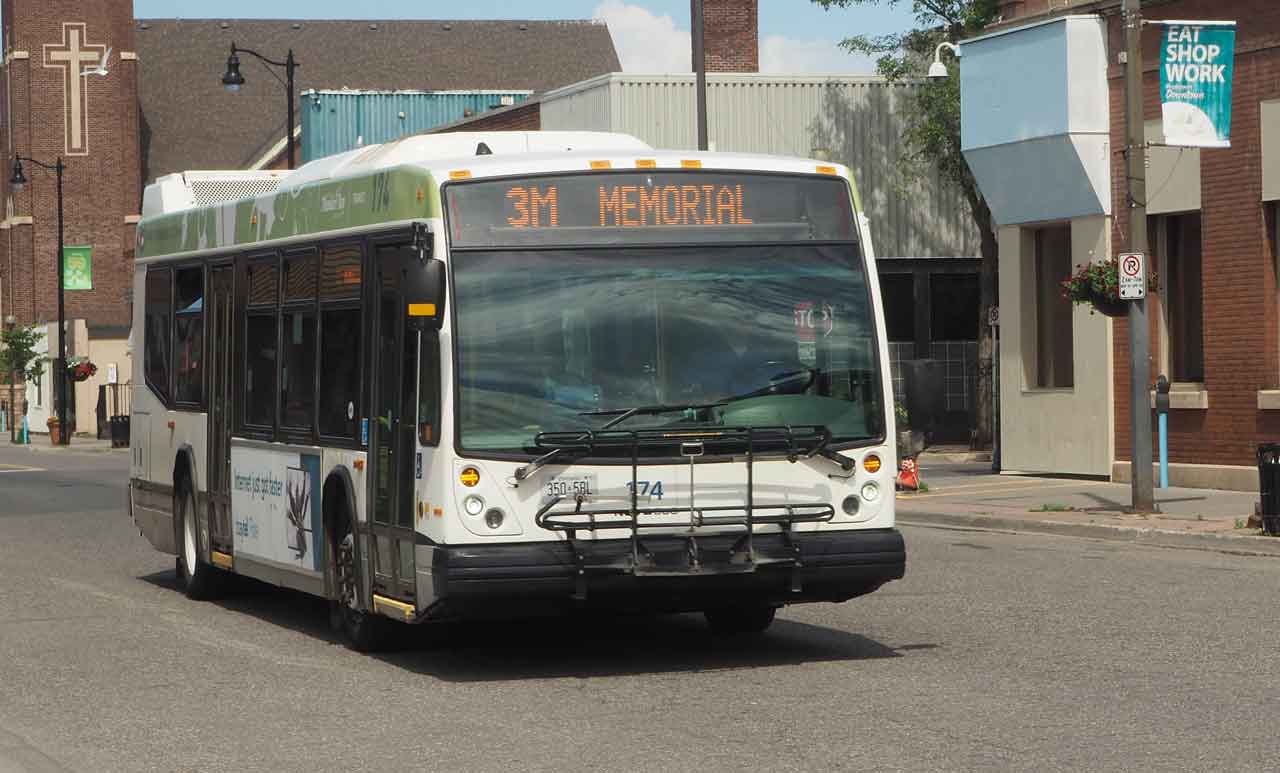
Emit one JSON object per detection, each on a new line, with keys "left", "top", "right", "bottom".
{"left": 694, "top": 0, "right": 758, "bottom": 73}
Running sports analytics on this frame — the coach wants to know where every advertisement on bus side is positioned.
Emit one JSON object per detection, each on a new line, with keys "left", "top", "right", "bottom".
{"left": 230, "top": 444, "right": 323, "bottom": 574}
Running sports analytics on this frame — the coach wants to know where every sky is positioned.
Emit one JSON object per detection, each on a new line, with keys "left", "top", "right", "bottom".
{"left": 127, "top": 1, "right": 919, "bottom": 74}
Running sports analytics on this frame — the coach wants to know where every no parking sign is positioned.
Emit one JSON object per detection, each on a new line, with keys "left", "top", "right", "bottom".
{"left": 1119, "top": 252, "right": 1145, "bottom": 300}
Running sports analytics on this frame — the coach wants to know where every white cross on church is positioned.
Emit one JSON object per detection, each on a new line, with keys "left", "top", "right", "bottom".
{"left": 43, "top": 23, "right": 106, "bottom": 156}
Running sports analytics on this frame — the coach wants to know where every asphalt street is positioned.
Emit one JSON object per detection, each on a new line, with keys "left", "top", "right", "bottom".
{"left": 2, "top": 445, "right": 1279, "bottom": 771}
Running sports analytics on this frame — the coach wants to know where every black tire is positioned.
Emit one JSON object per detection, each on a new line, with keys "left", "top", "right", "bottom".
{"left": 704, "top": 605, "right": 777, "bottom": 634}
{"left": 332, "top": 511, "right": 390, "bottom": 653}
{"left": 174, "top": 478, "right": 221, "bottom": 600}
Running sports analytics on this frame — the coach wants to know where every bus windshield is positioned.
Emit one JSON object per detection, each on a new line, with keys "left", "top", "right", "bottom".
{"left": 452, "top": 242, "right": 885, "bottom": 455}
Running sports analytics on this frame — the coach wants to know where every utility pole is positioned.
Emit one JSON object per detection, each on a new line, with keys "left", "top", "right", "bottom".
{"left": 1123, "top": 0, "right": 1154, "bottom": 511}
{"left": 692, "top": 0, "right": 709, "bottom": 151}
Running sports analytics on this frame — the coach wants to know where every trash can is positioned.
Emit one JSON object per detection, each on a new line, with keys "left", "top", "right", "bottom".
{"left": 109, "top": 415, "right": 130, "bottom": 449}
{"left": 1258, "top": 443, "right": 1280, "bottom": 535}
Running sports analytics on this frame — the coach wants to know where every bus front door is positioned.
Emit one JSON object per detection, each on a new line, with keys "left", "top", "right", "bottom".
{"left": 206, "top": 263, "right": 235, "bottom": 554}
{"left": 367, "top": 243, "right": 419, "bottom": 605}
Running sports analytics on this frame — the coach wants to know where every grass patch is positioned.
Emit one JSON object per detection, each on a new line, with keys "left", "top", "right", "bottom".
{"left": 1030, "top": 503, "right": 1076, "bottom": 513}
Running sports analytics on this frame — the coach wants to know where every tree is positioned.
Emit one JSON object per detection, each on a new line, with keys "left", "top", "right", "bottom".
{"left": 813, "top": 0, "right": 1001, "bottom": 450}
{"left": 0, "top": 325, "right": 45, "bottom": 437}
{"left": 0, "top": 325, "right": 45, "bottom": 384}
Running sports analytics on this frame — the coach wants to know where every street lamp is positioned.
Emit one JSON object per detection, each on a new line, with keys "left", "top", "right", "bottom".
{"left": 9, "top": 155, "right": 68, "bottom": 445}
{"left": 928, "top": 41, "right": 960, "bottom": 79}
{"left": 221, "top": 42, "right": 300, "bottom": 170}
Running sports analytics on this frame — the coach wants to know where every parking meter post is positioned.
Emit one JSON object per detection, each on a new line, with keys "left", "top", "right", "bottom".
{"left": 1156, "top": 375, "right": 1171, "bottom": 489}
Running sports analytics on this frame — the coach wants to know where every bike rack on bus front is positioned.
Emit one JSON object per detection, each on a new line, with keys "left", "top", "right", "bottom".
{"left": 532, "top": 425, "right": 838, "bottom": 600}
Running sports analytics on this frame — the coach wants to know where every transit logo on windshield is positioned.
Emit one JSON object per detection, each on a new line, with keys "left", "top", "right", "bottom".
{"left": 503, "top": 183, "right": 754, "bottom": 229}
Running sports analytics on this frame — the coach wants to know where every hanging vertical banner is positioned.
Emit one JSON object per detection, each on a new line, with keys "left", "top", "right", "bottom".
{"left": 1159, "top": 21, "right": 1236, "bottom": 148}
{"left": 62, "top": 245, "right": 93, "bottom": 290}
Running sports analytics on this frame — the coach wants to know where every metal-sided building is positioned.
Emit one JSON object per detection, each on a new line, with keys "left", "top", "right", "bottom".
{"left": 299, "top": 90, "right": 533, "bottom": 163}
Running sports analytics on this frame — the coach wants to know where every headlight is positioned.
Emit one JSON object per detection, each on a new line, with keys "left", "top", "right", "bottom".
{"left": 463, "top": 495, "right": 485, "bottom": 517}
{"left": 861, "top": 482, "right": 880, "bottom": 503}
{"left": 842, "top": 494, "right": 861, "bottom": 515}
{"left": 484, "top": 508, "right": 505, "bottom": 530}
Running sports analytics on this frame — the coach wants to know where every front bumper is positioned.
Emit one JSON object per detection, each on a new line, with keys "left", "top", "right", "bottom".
{"left": 417, "top": 528, "right": 905, "bottom": 620}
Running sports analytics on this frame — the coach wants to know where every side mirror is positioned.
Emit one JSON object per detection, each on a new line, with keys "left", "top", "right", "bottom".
{"left": 406, "top": 259, "right": 446, "bottom": 332}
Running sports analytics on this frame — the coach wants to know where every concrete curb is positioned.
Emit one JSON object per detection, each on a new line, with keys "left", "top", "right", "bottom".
{"left": 918, "top": 451, "right": 992, "bottom": 464}
{"left": 898, "top": 511, "right": 1280, "bottom": 558}
{"left": 10, "top": 441, "right": 125, "bottom": 454}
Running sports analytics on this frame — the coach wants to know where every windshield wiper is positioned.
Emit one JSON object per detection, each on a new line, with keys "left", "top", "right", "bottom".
{"left": 581, "top": 401, "right": 728, "bottom": 429}
{"left": 512, "top": 402, "right": 726, "bottom": 485}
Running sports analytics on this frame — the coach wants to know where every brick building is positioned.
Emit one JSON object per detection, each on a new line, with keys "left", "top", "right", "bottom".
{"left": 0, "top": 0, "right": 139, "bottom": 437}
{"left": 962, "top": 0, "right": 1280, "bottom": 489}
{"left": 0, "top": 1, "right": 619, "bottom": 438}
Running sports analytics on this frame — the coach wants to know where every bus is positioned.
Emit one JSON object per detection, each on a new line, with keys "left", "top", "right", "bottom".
{"left": 128, "top": 131, "right": 906, "bottom": 651}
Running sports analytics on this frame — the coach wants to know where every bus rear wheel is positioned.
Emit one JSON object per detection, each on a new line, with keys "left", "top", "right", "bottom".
{"left": 174, "top": 478, "right": 221, "bottom": 600}
{"left": 704, "top": 605, "right": 777, "bottom": 634}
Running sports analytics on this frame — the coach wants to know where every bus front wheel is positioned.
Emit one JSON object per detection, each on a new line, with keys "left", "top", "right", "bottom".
{"left": 333, "top": 516, "right": 390, "bottom": 653}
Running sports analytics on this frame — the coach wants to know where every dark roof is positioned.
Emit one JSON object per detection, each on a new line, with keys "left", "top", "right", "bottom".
{"left": 134, "top": 19, "right": 621, "bottom": 181}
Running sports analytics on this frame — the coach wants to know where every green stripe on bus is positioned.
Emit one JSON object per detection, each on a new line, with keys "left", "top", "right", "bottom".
{"left": 138, "top": 166, "right": 440, "bottom": 258}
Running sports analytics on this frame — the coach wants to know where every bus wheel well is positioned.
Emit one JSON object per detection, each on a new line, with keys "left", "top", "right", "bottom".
{"left": 172, "top": 452, "right": 193, "bottom": 491}
{"left": 323, "top": 473, "right": 353, "bottom": 546}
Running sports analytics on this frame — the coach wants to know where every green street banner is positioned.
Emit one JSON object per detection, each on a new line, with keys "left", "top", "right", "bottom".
{"left": 63, "top": 245, "right": 92, "bottom": 290}
{"left": 1160, "top": 21, "right": 1236, "bottom": 148}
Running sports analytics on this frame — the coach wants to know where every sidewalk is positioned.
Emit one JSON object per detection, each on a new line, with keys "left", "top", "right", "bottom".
{"left": 897, "top": 461, "right": 1280, "bottom": 557}
{"left": 7, "top": 436, "right": 123, "bottom": 453}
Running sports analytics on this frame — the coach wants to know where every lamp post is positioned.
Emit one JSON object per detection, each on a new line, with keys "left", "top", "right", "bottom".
{"left": 691, "top": 0, "right": 708, "bottom": 151}
{"left": 222, "top": 43, "right": 300, "bottom": 170}
{"left": 9, "top": 155, "right": 68, "bottom": 445}
{"left": 928, "top": 42, "right": 960, "bottom": 79}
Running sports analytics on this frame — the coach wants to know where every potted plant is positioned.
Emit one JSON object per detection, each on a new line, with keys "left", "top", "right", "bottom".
{"left": 1061, "top": 257, "right": 1157, "bottom": 317}
{"left": 46, "top": 416, "right": 62, "bottom": 445}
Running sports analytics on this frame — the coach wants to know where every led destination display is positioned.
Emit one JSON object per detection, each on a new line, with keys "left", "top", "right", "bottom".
{"left": 446, "top": 171, "right": 857, "bottom": 247}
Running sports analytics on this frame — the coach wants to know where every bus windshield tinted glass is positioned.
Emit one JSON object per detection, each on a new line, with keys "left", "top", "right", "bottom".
{"left": 446, "top": 171, "right": 857, "bottom": 247}
{"left": 453, "top": 243, "right": 884, "bottom": 454}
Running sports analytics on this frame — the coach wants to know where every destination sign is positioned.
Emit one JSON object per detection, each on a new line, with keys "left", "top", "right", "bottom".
{"left": 446, "top": 171, "right": 857, "bottom": 248}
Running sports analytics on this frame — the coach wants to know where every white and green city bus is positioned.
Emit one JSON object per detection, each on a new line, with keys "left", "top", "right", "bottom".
{"left": 128, "top": 131, "right": 906, "bottom": 650}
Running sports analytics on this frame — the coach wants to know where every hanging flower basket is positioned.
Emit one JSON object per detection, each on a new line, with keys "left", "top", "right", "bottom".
{"left": 1088, "top": 292, "right": 1130, "bottom": 318}
{"left": 67, "top": 358, "right": 97, "bottom": 383}
{"left": 1061, "top": 257, "right": 1157, "bottom": 317}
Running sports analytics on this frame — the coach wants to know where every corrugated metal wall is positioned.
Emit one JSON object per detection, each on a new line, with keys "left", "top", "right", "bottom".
{"left": 301, "top": 90, "right": 533, "bottom": 162}
{"left": 540, "top": 74, "right": 979, "bottom": 258}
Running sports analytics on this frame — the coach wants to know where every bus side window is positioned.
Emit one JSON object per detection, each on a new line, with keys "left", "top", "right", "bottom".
{"left": 173, "top": 265, "right": 204, "bottom": 406}
{"left": 418, "top": 332, "right": 440, "bottom": 446}
{"left": 319, "top": 307, "right": 361, "bottom": 440}
{"left": 144, "top": 267, "right": 172, "bottom": 403}
{"left": 244, "top": 259, "right": 279, "bottom": 430}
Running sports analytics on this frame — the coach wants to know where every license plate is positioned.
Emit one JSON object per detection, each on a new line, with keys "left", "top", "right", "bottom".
{"left": 543, "top": 474, "right": 597, "bottom": 503}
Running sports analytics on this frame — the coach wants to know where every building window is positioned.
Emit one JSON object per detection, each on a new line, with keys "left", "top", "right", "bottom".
{"left": 173, "top": 266, "right": 204, "bottom": 405}
{"left": 930, "top": 273, "right": 979, "bottom": 341}
{"left": 144, "top": 268, "right": 172, "bottom": 402}
{"left": 1159, "top": 213, "right": 1204, "bottom": 383}
{"left": 881, "top": 274, "right": 915, "bottom": 343}
{"left": 1030, "top": 225, "right": 1074, "bottom": 389}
